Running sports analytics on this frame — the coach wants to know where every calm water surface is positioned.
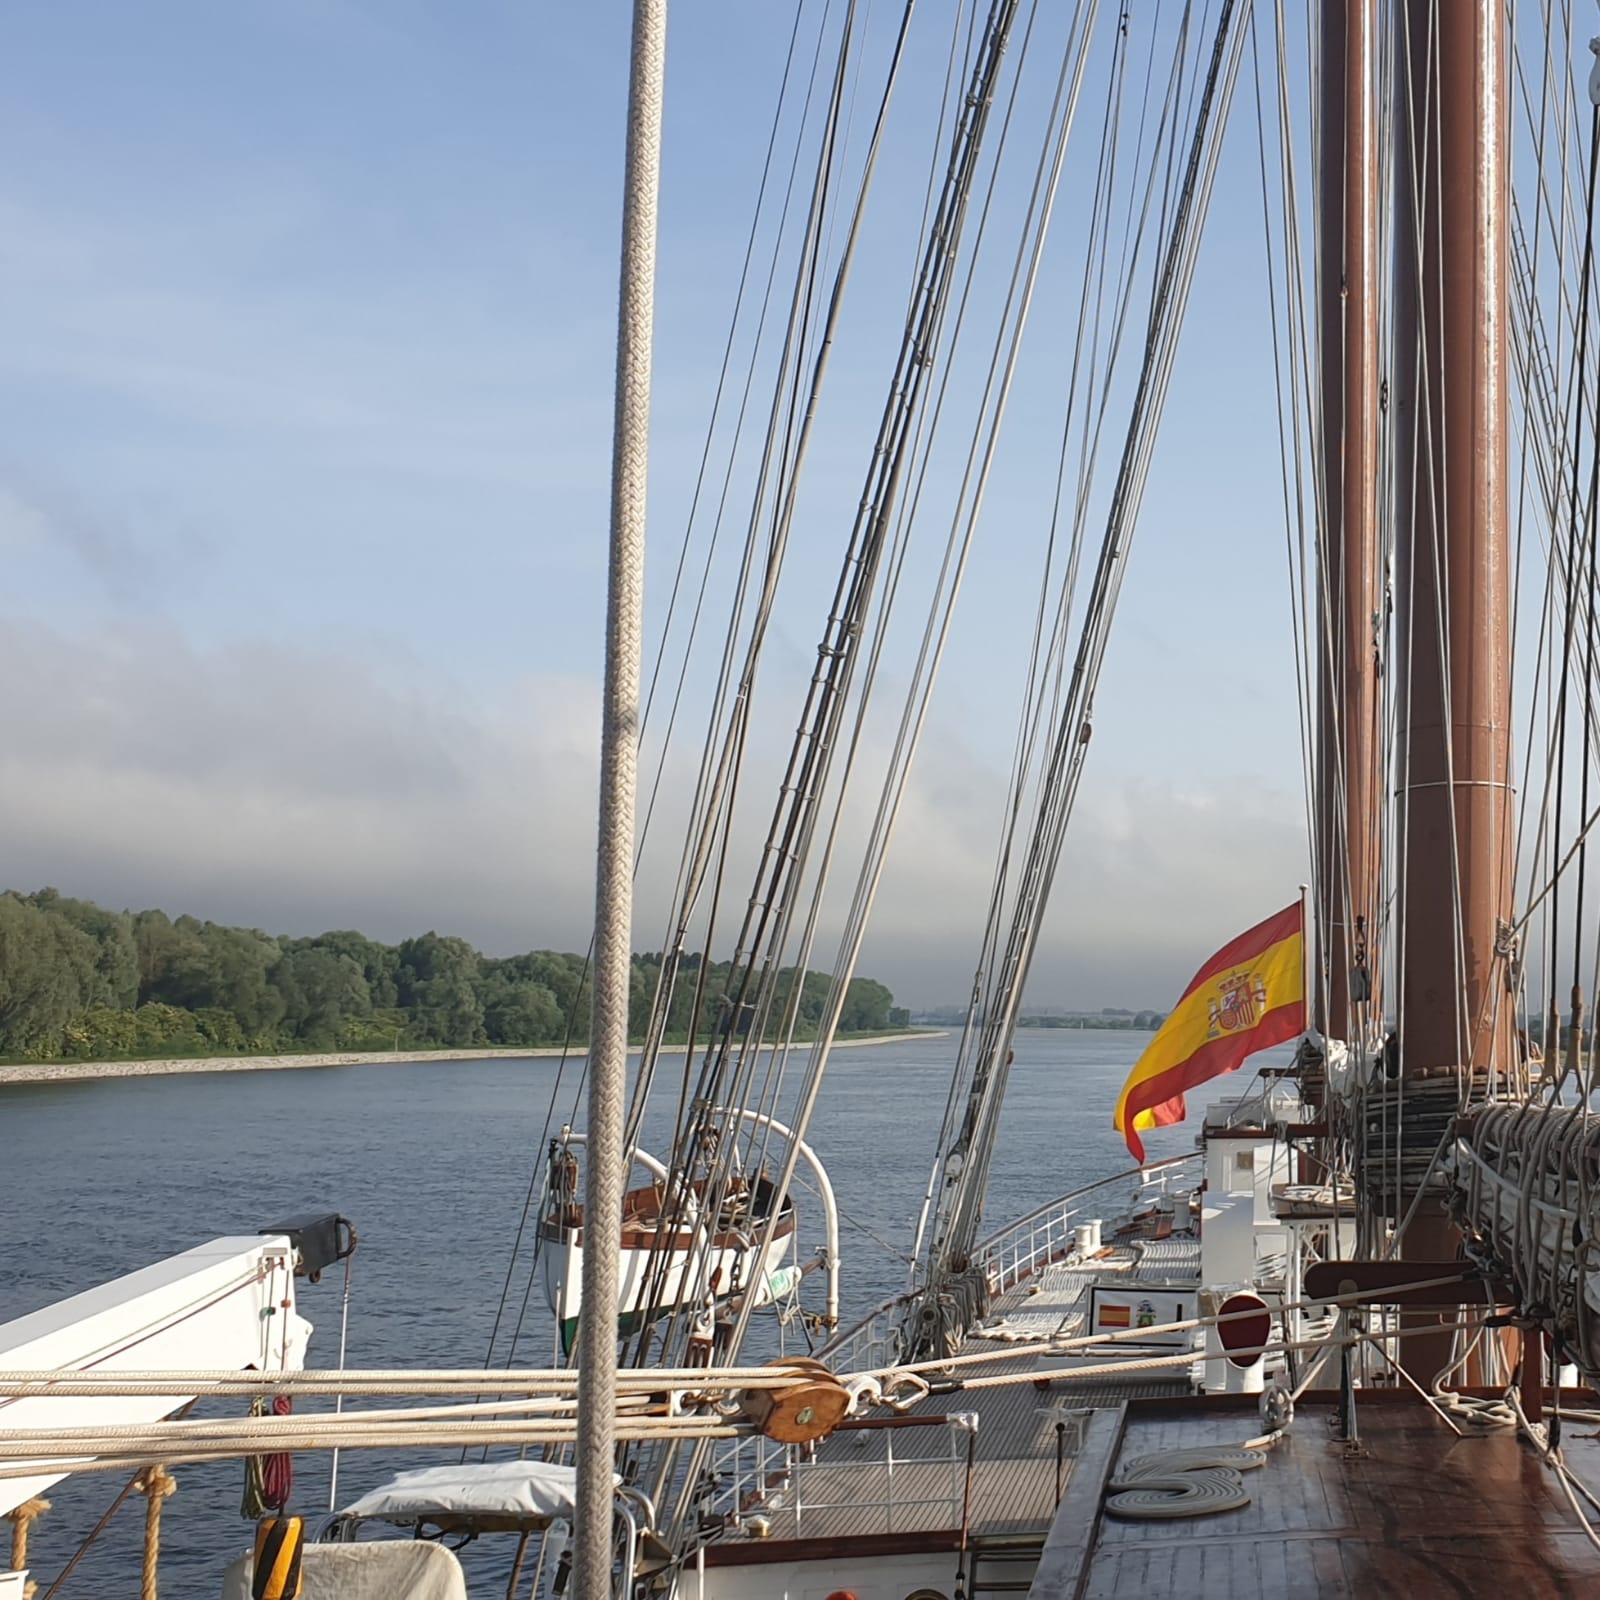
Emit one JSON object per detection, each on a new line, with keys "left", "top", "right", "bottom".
{"left": 2, "top": 1030, "right": 1231, "bottom": 1596}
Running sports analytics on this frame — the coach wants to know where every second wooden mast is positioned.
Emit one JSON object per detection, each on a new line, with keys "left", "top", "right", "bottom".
{"left": 1390, "top": 0, "right": 1516, "bottom": 1369}
{"left": 1316, "top": 0, "right": 1383, "bottom": 1050}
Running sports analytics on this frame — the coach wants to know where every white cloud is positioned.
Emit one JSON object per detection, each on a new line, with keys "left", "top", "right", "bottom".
{"left": 0, "top": 622, "right": 602, "bottom": 952}
{"left": 860, "top": 744, "right": 1309, "bottom": 1008}
{"left": 0, "top": 620, "right": 1309, "bottom": 1013}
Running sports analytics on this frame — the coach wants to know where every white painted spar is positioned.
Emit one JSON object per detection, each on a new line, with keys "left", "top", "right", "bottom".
{"left": 0, "top": 1235, "right": 311, "bottom": 1514}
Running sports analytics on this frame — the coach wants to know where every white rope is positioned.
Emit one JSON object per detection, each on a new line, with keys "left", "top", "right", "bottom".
{"left": 0, "top": 1322, "right": 1465, "bottom": 1484}
{"left": 612, "top": 0, "right": 838, "bottom": 1184}
{"left": 0, "top": 1366, "right": 803, "bottom": 1398}
{"left": 577, "top": 2, "right": 665, "bottom": 1594}
{"left": 0, "top": 1408, "right": 742, "bottom": 1455}
{"left": 852, "top": 1269, "right": 1480, "bottom": 1387}
{"left": 0, "top": 1423, "right": 745, "bottom": 1485}
{"left": 0, "top": 1312, "right": 1477, "bottom": 1490}
{"left": 730, "top": 0, "right": 1107, "bottom": 1365}
{"left": 621, "top": 0, "right": 866, "bottom": 1166}
{"left": 933, "top": 0, "right": 1254, "bottom": 1283}
{"left": 1106, "top": 1444, "right": 1268, "bottom": 1522}
{"left": 0, "top": 1273, "right": 1476, "bottom": 1427}
{"left": 1509, "top": 1387, "right": 1600, "bottom": 1554}
{"left": 1104, "top": 1468, "right": 1253, "bottom": 1520}
{"left": 632, "top": 7, "right": 1052, "bottom": 1527}
{"left": 623, "top": 3, "right": 1007, "bottom": 1401}
{"left": 0, "top": 1394, "right": 700, "bottom": 1436}
{"left": 629, "top": 0, "right": 925, "bottom": 1172}
{"left": 894, "top": 1317, "right": 1474, "bottom": 1398}
{"left": 1118, "top": 1445, "right": 1269, "bottom": 1480}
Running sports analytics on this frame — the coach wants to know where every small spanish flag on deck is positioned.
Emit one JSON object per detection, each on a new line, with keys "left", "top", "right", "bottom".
{"left": 1113, "top": 901, "right": 1305, "bottom": 1163}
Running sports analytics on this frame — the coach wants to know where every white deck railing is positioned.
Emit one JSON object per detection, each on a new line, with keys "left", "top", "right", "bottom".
{"left": 820, "top": 1293, "right": 904, "bottom": 1374}
{"left": 820, "top": 1153, "right": 1201, "bottom": 1369}
{"left": 979, "top": 1152, "right": 1199, "bottom": 1298}
{"left": 701, "top": 1414, "right": 974, "bottom": 1540}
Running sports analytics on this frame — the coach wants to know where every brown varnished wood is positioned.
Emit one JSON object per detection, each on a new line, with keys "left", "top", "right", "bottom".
{"left": 1028, "top": 1405, "right": 1127, "bottom": 1600}
{"left": 541, "top": 1175, "right": 796, "bottom": 1250}
{"left": 703, "top": 1221, "right": 1600, "bottom": 1595}
{"left": 1304, "top": 1258, "right": 1507, "bottom": 1308}
{"left": 1071, "top": 1400, "right": 1600, "bottom": 1597}
{"left": 1315, "top": 0, "right": 1383, "bottom": 1041}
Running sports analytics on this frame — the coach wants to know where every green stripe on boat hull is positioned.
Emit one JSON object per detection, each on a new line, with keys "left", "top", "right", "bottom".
{"left": 559, "top": 1305, "right": 659, "bottom": 1357}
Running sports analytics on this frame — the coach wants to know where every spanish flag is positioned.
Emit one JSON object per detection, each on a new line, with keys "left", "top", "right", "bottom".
{"left": 1113, "top": 901, "right": 1305, "bottom": 1163}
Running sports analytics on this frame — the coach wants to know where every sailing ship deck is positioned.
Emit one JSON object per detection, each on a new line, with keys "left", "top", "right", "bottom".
{"left": 705, "top": 1222, "right": 1600, "bottom": 1595}
{"left": 703, "top": 1234, "right": 1198, "bottom": 1562}
{"left": 1037, "top": 1395, "right": 1600, "bottom": 1598}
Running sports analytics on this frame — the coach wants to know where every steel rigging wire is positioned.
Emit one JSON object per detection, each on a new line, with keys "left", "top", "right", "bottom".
{"left": 482, "top": 0, "right": 856, "bottom": 1381}
{"left": 911, "top": 0, "right": 1251, "bottom": 1337}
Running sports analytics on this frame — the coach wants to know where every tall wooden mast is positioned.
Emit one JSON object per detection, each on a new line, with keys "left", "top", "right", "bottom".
{"left": 1316, "top": 0, "right": 1383, "bottom": 1044}
{"left": 1391, "top": 0, "right": 1515, "bottom": 1348}
{"left": 1393, "top": 0, "right": 1514, "bottom": 1085}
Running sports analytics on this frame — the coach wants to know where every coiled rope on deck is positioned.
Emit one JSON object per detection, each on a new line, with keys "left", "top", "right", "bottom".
{"left": 1117, "top": 1445, "right": 1268, "bottom": 1479}
{"left": 1104, "top": 1468, "right": 1254, "bottom": 1520}
{"left": 1104, "top": 1444, "right": 1267, "bottom": 1521}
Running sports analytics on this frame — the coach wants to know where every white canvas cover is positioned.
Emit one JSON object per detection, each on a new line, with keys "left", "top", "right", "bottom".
{"left": 338, "top": 1459, "right": 586, "bottom": 1525}
{"left": 222, "top": 1541, "right": 466, "bottom": 1600}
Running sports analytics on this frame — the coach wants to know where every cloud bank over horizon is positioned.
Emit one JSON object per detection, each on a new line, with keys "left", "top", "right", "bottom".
{"left": 0, "top": 621, "right": 1307, "bottom": 1011}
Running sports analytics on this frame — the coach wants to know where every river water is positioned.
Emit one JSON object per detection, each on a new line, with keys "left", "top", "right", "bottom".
{"left": 1, "top": 1029, "right": 1242, "bottom": 1596}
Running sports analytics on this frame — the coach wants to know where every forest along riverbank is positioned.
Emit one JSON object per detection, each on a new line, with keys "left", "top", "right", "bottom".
{"left": 0, "top": 1030, "right": 947, "bottom": 1087}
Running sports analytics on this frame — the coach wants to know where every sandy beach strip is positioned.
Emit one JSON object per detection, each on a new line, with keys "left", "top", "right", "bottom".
{"left": 0, "top": 1031, "right": 946, "bottom": 1088}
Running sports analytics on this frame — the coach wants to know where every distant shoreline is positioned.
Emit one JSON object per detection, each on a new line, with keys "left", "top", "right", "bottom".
{"left": 0, "top": 1030, "right": 947, "bottom": 1089}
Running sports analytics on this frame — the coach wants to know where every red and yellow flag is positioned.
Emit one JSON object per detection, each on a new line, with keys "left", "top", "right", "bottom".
{"left": 1113, "top": 901, "right": 1305, "bottom": 1163}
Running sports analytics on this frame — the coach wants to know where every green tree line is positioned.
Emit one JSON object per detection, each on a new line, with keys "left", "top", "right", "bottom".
{"left": 0, "top": 889, "right": 901, "bottom": 1062}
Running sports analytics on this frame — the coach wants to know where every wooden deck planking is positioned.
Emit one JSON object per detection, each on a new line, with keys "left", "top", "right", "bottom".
{"left": 1072, "top": 1400, "right": 1600, "bottom": 1596}
{"left": 1027, "top": 1406, "right": 1125, "bottom": 1600}
{"left": 1087, "top": 1534, "right": 1600, "bottom": 1597}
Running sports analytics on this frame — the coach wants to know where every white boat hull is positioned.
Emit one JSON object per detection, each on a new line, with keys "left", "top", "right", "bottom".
{"left": 540, "top": 1224, "right": 795, "bottom": 1354}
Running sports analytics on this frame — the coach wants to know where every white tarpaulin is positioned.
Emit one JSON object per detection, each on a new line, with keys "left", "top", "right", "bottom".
{"left": 338, "top": 1459, "right": 587, "bottom": 1525}
{"left": 221, "top": 1542, "right": 466, "bottom": 1600}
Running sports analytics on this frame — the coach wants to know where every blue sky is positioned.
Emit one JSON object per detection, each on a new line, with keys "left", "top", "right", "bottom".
{"left": 0, "top": 2, "right": 1314, "bottom": 1008}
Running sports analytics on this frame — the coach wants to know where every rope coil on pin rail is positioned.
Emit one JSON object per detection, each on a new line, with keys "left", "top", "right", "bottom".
{"left": 241, "top": 1395, "right": 294, "bottom": 1519}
